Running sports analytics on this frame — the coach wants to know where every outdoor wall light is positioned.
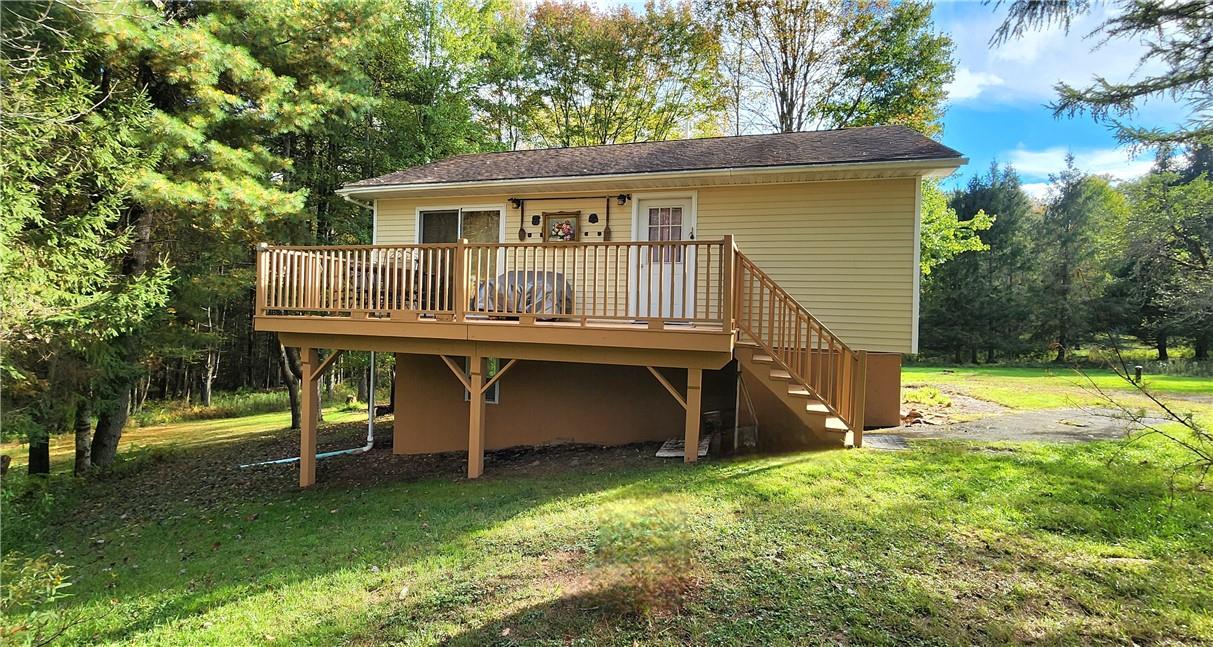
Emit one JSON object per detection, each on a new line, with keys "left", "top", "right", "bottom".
{"left": 616, "top": 194, "right": 630, "bottom": 205}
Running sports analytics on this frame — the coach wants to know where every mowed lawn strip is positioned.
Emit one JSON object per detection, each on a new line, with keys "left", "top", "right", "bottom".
{"left": 904, "top": 365, "right": 1213, "bottom": 411}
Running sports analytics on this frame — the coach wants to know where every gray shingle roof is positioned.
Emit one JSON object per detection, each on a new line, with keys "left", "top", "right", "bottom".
{"left": 345, "top": 125, "right": 963, "bottom": 188}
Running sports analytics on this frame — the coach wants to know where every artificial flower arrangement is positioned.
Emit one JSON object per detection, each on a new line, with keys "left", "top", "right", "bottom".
{"left": 543, "top": 213, "right": 578, "bottom": 242}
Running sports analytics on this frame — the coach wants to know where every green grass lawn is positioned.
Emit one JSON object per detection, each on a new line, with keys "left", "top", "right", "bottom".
{"left": 3, "top": 368, "right": 1212, "bottom": 645}
{"left": 0, "top": 407, "right": 365, "bottom": 473}
{"left": 904, "top": 365, "right": 1213, "bottom": 411}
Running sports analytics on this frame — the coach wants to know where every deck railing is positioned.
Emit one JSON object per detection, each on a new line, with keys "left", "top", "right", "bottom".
{"left": 734, "top": 250, "right": 866, "bottom": 431}
{"left": 257, "top": 238, "right": 865, "bottom": 432}
{"left": 257, "top": 239, "right": 731, "bottom": 328}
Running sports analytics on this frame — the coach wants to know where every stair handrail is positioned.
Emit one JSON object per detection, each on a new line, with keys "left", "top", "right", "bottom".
{"left": 731, "top": 248, "right": 867, "bottom": 434}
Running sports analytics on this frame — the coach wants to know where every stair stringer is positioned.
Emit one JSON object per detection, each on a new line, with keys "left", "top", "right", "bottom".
{"left": 734, "top": 343, "right": 853, "bottom": 448}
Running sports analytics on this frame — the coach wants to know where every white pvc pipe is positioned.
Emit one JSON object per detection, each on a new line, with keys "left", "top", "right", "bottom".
{"left": 239, "top": 351, "right": 376, "bottom": 469}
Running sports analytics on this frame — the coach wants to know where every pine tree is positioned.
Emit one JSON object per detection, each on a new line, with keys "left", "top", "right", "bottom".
{"left": 72, "top": 0, "right": 375, "bottom": 462}
{"left": 993, "top": 0, "right": 1213, "bottom": 146}
{"left": 1, "top": 1, "right": 170, "bottom": 473}
{"left": 920, "top": 164, "right": 1035, "bottom": 362}
{"left": 1035, "top": 156, "right": 1128, "bottom": 362}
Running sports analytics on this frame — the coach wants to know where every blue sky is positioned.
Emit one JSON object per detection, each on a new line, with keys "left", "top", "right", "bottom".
{"left": 933, "top": 1, "right": 1182, "bottom": 197}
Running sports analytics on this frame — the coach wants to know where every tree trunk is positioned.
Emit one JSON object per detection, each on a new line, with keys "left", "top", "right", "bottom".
{"left": 91, "top": 387, "right": 130, "bottom": 467}
{"left": 1156, "top": 334, "right": 1169, "bottom": 362}
{"left": 27, "top": 429, "right": 50, "bottom": 475}
{"left": 1196, "top": 334, "right": 1209, "bottom": 361}
{"left": 1054, "top": 339, "right": 1067, "bottom": 363}
{"left": 357, "top": 370, "right": 368, "bottom": 403}
{"left": 278, "top": 339, "right": 302, "bottom": 430}
{"left": 387, "top": 364, "right": 397, "bottom": 414}
{"left": 74, "top": 398, "right": 92, "bottom": 475}
{"left": 202, "top": 348, "right": 218, "bottom": 407}
{"left": 91, "top": 205, "right": 152, "bottom": 465}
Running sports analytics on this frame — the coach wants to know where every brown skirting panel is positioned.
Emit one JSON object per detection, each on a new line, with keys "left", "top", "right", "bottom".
{"left": 393, "top": 355, "right": 704, "bottom": 454}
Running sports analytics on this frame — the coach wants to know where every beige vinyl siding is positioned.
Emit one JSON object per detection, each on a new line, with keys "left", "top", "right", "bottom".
{"left": 376, "top": 193, "right": 636, "bottom": 316}
{"left": 375, "top": 193, "right": 631, "bottom": 245}
{"left": 373, "top": 178, "right": 918, "bottom": 353}
{"left": 696, "top": 178, "right": 918, "bottom": 353}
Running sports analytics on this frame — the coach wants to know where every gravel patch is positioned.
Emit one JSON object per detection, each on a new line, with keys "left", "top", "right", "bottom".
{"left": 888, "top": 407, "right": 1167, "bottom": 444}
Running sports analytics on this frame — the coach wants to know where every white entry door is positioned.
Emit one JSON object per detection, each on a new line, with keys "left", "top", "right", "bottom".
{"left": 635, "top": 197, "right": 696, "bottom": 320}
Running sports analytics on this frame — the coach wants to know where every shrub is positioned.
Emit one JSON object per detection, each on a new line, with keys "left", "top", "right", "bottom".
{"left": 130, "top": 384, "right": 359, "bottom": 427}
{"left": 903, "top": 386, "right": 952, "bottom": 407}
{"left": 0, "top": 554, "right": 79, "bottom": 646}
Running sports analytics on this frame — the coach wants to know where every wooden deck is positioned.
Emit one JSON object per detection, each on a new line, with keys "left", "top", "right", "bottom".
{"left": 254, "top": 237, "right": 869, "bottom": 487}
{"left": 254, "top": 238, "right": 736, "bottom": 356}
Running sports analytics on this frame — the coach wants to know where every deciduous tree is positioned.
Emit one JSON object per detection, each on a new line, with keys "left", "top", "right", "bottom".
{"left": 709, "top": 0, "right": 953, "bottom": 135}
{"left": 523, "top": 1, "right": 721, "bottom": 146}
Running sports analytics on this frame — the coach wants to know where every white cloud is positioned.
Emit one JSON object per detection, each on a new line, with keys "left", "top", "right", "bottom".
{"left": 1003, "top": 145, "right": 1155, "bottom": 192}
{"left": 946, "top": 67, "right": 1004, "bottom": 101}
{"left": 937, "top": 4, "right": 1179, "bottom": 120}
{"left": 1020, "top": 182, "right": 1052, "bottom": 201}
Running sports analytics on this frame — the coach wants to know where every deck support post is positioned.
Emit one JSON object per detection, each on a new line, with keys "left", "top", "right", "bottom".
{"left": 467, "top": 352, "right": 486, "bottom": 479}
{"left": 684, "top": 367, "right": 703, "bottom": 463}
{"left": 299, "top": 347, "right": 321, "bottom": 488}
{"left": 851, "top": 351, "right": 867, "bottom": 449}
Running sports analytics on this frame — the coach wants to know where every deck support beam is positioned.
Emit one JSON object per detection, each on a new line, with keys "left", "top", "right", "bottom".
{"left": 299, "top": 347, "right": 321, "bottom": 488}
{"left": 467, "top": 353, "right": 486, "bottom": 479}
{"left": 684, "top": 367, "right": 703, "bottom": 463}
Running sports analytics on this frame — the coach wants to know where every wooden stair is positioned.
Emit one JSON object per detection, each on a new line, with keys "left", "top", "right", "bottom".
{"left": 734, "top": 344, "right": 854, "bottom": 448}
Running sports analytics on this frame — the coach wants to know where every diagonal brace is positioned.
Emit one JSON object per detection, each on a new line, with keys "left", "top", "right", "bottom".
{"left": 481, "top": 359, "right": 517, "bottom": 394}
{"left": 308, "top": 350, "right": 345, "bottom": 383}
{"left": 646, "top": 366, "right": 687, "bottom": 410}
{"left": 440, "top": 354, "right": 472, "bottom": 391}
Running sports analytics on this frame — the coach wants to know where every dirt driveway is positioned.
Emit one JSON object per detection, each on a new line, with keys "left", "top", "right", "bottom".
{"left": 868, "top": 383, "right": 1178, "bottom": 446}
{"left": 877, "top": 407, "right": 1156, "bottom": 444}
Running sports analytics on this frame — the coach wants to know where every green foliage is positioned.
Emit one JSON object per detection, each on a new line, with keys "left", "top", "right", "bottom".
{"left": 918, "top": 180, "right": 994, "bottom": 275}
{"left": 993, "top": 0, "right": 1213, "bottom": 146}
{"left": 523, "top": 0, "right": 721, "bottom": 146}
{"left": 131, "top": 386, "right": 355, "bottom": 427}
{"left": 1105, "top": 159, "right": 1213, "bottom": 355}
{"left": 902, "top": 386, "right": 951, "bottom": 407}
{"left": 0, "top": 554, "right": 76, "bottom": 646}
{"left": 824, "top": 1, "right": 954, "bottom": 137}
{"left": 712, "top": 0, "right": 954, "bottom": 135}
{"left": 0, "top": 1, "right": 172, "bottom": 459}
{"left": 921, "top": 164, "right": 1038, "bottom": 362}
{"left": 1036, "top": 157, "right": 1129, "bottom": 361}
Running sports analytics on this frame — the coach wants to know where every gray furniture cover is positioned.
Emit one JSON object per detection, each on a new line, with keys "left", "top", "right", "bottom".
{"left": 473, "top": 270, "right": 574, "bottom": 317}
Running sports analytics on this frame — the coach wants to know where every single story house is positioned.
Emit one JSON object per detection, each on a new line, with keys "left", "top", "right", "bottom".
{"left": 254, "top": 125, "right": 965, "bottom": 486}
